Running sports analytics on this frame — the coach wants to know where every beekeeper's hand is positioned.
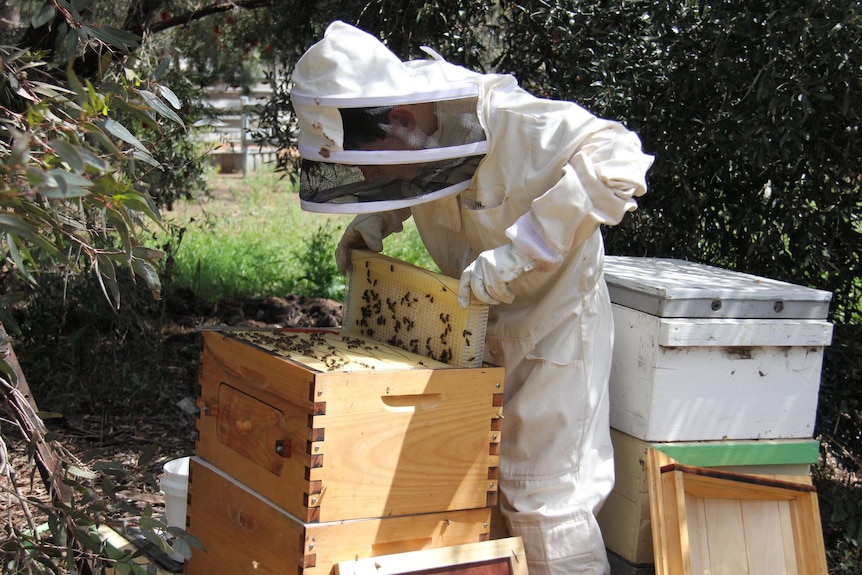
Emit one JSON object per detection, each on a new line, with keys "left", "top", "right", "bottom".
{"left": 457, "top": 244, "right": 535, "bottom": 308}
{"left": 335, "top": 213, "right": 404, "bottom": 274}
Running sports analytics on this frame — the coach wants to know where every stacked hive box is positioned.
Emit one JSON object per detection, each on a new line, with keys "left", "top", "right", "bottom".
{"left": 185, "top": 330, "right": 504, "bottom": 575}
{"left": 184, "top": 251, "right": 504, "bottom": 575}
{"left": 597, "top": 257, "right": 833, "bottom": 575}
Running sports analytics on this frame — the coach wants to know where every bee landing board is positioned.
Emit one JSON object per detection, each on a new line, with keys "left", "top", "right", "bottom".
{"left": 343, "top": 250, "right": 489, "bottom": 368}
{"left": 194, "top": 329, "right": 505, "bottom": 523}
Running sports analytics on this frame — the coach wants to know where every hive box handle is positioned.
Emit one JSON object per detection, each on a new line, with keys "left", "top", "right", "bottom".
{"left": 381, "top": 393, "right": 443, "bottom": 412}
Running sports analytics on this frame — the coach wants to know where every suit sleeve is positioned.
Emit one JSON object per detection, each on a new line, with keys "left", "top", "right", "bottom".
{"left": 505, "top": 122, "right": 654, "bottom": 267}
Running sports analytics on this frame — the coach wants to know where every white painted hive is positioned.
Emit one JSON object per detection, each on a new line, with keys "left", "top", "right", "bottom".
{"left": 603, "top": 256, "right": 834, "bottom": 442}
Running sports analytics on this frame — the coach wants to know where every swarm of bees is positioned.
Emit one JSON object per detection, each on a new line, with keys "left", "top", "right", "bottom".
{"left": 349, "top": 258, "right": 480, "bottom": 366}
{"left": 238, "top": 330, "right": 377, "bottom": 371}
{"left": 233, "top": 329, "right": 445, "bottom": 372}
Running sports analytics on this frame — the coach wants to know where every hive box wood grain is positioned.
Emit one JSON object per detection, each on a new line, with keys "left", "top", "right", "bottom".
{"left": 604, "top": 256, "right": 832, "bottom": 442}
{"left": 195, "top": 329, "right": 504, "bottom": 523}
{"left": 184, "top": 458, "right": 492, "bottom": 575}
{"left": 598, "top": 429, "right": 818, "bottom": 565}
{"left": 645, "top": 449, "right": 827, "bottom": 575}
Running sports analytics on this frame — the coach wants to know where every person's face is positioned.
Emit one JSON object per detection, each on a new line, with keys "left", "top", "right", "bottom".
{"left": 353, "top": 105, "right": 432, "bottom": 182}
{"left": 355, "top": 134, "right": 422, "bottom": 181}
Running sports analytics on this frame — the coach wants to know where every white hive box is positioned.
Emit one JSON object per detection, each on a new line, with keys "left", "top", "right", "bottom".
{"left": 604, "top": 256, "right": 833, "bottom": 442}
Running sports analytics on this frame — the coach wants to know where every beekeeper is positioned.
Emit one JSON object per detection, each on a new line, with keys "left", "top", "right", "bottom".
{"left": 291, "top": 21, "right": 653, "bottom": 575}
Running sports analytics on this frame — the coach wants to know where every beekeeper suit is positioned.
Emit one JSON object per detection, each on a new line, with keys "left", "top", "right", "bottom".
{"left": 291, "top": 21, "right": 653, "bottom": 575}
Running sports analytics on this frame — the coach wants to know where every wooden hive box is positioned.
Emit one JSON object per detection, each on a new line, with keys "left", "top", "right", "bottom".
{"left": 598, "top": 428, "right": 820, "bottom": 567}
{"left": 645, "top": 449, "right": 828, "bottom": 575}
{"left": 195, "top": 328, "right": 504, "bottom": 523}
{"left": 604, "top": 256, "right": 833, "bottom": 442}
{"left": 184, "top": 458, "right": 493, "bottom": 575}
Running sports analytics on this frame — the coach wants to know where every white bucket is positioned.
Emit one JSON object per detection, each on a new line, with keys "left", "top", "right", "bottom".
{"left": 160, "top": 456, "right": 190, "bottom": 529}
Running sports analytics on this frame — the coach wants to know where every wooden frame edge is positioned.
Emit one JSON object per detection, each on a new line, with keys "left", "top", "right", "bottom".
{"left": 333, "top": 537, "right": 528, "bottom": 575}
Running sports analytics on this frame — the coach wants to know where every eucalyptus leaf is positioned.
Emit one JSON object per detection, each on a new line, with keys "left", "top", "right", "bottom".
{"left": 5, "top": 233, "right": 36, "bottom": 285}
{"left": 66, "top": 64, "right": 87, "bottom": 104}
{"left": 104, "top": 207, "right": 133, "bottom": 255}
{"left": 138, "top": 515, "right": 163, "bottom": 531}
{"left": 138, "top": 89, "right": 184, "bottom": 127}
{"left": 30, "top": 80, "right": 75, "bottom": 98}
{"left": 131, "top": 149, "right": 161, "bottom": 168}
{"left": 92, "top": 461, "right": 126, "bottom": 473}
{"left": 153, "top": 59, "right": 171, "bottom": 81}
{"left": 112, "top": 192, "right": 161, "bottom": 221}
{"left": 171, "top": 537, "right": 193, "bottom": 560}
{"left": 157, "top": 85, "right": 182, "bottom": 110}
{"left": 38, "top": 171, "right": 92, "bottom": 198}
{"left": 76, "top": 146, "right": 109, "bottom": 171}
{"left": 95, "top": 253, "right": 120, "bottom": 310}
{"left": 0, "top": 214, "right": 37, "bottom": 237}
{"left": 48, "top": 139, "right": 84, "bottom": 173}
{"left": 168, "top": 527, "right": 205, "bottom": 551}
{"left": 83, "top": 122, "right": 122, "bottom": 155}
{"left": 101, "top": 476, "right": 116, "bottom": 498}
{"left": 31, "top": 4, "right": 56, "bottom": 28}
{"left": 82, "top": 25, "right": 141, "bottom": 50}
{"left": 132, "top": 258, "right": 162, "bottom": 300}
{"left": 137, "top": 444, "right": 159, "bottom": 468}
{"left": 74, "top": 526, "right": 104, "bottom": 553}
{"left": 59, "top": 26, "right": 79, "bottom": 63}
{"left": 132, "top": 246, "right": 166, "bottom": 261}
{"left": 14, "top": 85, "right": 36, "bottom": 102}
{"left": 100, "top": 118, "right": 147, "bottom": 152}
{"left": 67, "top": 466, "right": 98, "bottom": 480}
{"left": 139, "top": 528, "right": 171, "bottom": 555}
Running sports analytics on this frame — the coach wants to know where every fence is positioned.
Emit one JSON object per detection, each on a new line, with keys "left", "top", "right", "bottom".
{"left": 197, "top": 83, "right": 279, "bottom": 176}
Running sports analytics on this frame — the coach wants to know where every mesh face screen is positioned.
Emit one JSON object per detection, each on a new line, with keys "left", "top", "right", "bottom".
{"left": 297, "top": 97, "right": 486, "bottom": 214}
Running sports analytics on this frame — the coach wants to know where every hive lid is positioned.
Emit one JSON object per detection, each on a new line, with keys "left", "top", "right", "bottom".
{"left": 604, "top": 256, "right": 832, "bottom": 319}
{"left": 343, "top": 250, "right": 489, "bottom": 367}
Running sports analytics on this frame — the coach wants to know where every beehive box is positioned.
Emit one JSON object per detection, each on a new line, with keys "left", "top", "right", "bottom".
{"left": 597, "top": 428, "right": 819, "bottom": 566}
{"left": 604, "top": 256, "right": 833, "bottom": 442}
{"left": 195, "top": 328, "right": 504, "bottom": 523}
{"left": 184, "top": 457, "right": 492, "bottom": 575}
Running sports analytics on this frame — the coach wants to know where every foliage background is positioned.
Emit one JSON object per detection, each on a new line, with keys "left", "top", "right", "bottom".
{"left": 1, "top": 0, "right": 860, "bottom": 572}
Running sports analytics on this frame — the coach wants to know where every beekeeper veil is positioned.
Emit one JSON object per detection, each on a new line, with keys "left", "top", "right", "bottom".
{"left": 290, "top": 21, "right": 487, "bottom": 214}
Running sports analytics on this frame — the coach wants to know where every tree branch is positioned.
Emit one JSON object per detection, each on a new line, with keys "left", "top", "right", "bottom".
{"left": 0, "top": 322, "right": 74, "bottom": 506}
{"left": 149, "top": 0, "right": 277, "bottom": 34}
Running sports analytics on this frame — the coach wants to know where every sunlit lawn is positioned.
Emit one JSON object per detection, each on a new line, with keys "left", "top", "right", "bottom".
{"left": 161, "top": 169, "right": 434, "bottom": 302}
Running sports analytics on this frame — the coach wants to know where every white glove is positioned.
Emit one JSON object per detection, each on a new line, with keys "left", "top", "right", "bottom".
{"left": 335, "top": 213, "right": 404, "bottom": 274}
{"left": 457, "top": 244, "right": 535, "bottom": 308}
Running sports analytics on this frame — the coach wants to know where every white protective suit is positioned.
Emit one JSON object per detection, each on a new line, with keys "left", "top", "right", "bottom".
{"left": 291, "top": 22, "right": 654, "bottom": 575}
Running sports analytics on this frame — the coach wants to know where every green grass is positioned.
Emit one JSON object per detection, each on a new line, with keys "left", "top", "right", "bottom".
{"left": 162, "top": 169, "right": 436, "bottom": 302}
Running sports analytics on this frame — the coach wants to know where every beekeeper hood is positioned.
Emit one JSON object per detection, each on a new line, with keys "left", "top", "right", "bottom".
{"left": 290, "top": 21, "right": 487, "bottom": 214}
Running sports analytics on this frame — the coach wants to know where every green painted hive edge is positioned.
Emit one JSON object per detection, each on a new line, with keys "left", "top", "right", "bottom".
{"left": 653, "top": 439, "right": 820, "bottom": 467}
